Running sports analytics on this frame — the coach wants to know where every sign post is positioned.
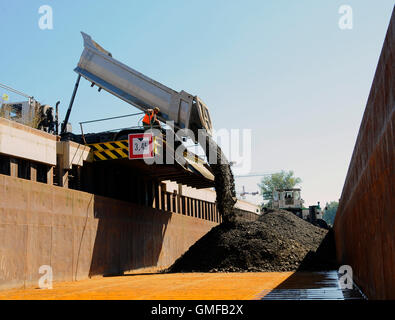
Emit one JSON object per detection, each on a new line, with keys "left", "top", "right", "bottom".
{"left": 128, "top": 133, "right": 154, "bottom": 159}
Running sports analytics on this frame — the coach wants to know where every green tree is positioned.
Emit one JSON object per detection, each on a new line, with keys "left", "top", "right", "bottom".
{"left": 258, "top": 170, "right": 302, "bottom": 206}
{"left": 323, "top": 201, "right": 339, "bottom": 226}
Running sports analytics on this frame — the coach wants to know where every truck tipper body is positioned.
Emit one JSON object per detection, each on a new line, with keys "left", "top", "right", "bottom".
{"left": 75, "top": 32, "right": 213, "bottom": 139}
{"left": 72, "top": 32, "right": 236, "bottom": 222}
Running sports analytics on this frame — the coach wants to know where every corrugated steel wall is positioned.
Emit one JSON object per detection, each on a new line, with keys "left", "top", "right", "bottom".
{"left": 334, "top": 8, "right": 395, "bottom": 300}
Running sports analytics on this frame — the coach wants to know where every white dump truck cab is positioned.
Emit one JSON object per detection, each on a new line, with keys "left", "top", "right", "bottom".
{"left": 74, "top": 32, "right": 213, "bottom": 140}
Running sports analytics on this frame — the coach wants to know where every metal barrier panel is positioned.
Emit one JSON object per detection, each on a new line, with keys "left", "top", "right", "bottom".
{"left": 334, "top": 9, "right": 395, "bottom": 300}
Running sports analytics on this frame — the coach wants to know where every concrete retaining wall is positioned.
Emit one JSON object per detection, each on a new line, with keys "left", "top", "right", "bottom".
{"left": 0, "top": 117, "right": 57, "bottom": 166}
{"left": 334, "top": 9, "right": 395, "bottom": 300}
{"left": 0, "top": 174, "right": 217, "bottom": 291}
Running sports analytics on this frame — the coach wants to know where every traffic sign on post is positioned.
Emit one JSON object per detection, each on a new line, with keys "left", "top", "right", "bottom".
{"left": 128, "top": 133, "right": 154, "bottom": 159}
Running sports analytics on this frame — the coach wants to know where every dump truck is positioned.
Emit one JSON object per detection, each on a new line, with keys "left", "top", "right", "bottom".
{"left": 65, "top": 32, "right": 236, "bottom": 222}
{"left": 64, "top": 32, "right": 213, "bottom": 141}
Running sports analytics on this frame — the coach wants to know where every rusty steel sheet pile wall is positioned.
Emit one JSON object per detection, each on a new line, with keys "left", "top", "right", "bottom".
{"left": 334, "top": 8, "right": 395, "bottom": 300}
{"left": 0, "top": 174, "right": 217, "bottom": 291}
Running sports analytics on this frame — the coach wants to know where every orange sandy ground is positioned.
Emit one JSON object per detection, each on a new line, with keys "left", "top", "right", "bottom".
{"left": 0, "top": 272, "right": 294, "bottom": 300}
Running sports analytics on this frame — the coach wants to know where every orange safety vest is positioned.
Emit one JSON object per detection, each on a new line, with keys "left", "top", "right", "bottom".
{"left": 143, "top": 111, "right": 155, "bottom": 125}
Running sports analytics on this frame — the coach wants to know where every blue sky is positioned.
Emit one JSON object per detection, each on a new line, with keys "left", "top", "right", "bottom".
{"left": 0, "top": 0, "right": 393, "bottom": 206}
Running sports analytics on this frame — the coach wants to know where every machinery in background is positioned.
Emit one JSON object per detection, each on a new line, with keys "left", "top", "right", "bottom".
{"left": 272, "top": 188, "right": 304, "bottom": 215}
{"left": 238, "top": 185, "right": 259, "bottom": 199}
{"left": 272, "top": 188, "right": 328, "bottom": 229}
{"left": 305, "top": 203, "right": 323, "bottom": 224}
{"left": 0, "top": 83, "right": 59, "bottom": 134}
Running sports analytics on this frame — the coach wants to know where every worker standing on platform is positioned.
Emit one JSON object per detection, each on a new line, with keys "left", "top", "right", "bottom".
{"left": 142, "top": 107, "right": 161, "bottom": 130}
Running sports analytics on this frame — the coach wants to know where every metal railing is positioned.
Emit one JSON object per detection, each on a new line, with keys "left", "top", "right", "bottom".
{"left": 78, "top": 111, "right": 145, "bottom": 144}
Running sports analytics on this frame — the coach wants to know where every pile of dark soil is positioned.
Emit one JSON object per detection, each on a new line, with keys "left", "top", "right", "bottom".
{"left": 297, "top": 228, "right": 338, "bottom": 271}
{"left": 168, "top": 210, "right": 336, "bottom": 273}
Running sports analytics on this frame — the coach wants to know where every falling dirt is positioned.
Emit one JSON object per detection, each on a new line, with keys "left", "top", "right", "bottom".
{"left": 167, "top": 210, "right": 337, "bottom": 273}
{"left": 205, "top": 135, "right": 237, "bottom": 223}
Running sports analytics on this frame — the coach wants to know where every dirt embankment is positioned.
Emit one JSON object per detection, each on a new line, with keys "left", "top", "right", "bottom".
{"left": 168, "top": 210, "right": 337, "bottom": 273}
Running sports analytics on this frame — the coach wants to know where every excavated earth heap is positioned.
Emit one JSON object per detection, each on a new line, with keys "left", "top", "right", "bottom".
{"left": 169, "top": 135, "right": 336, "bottom": 273}
{"left": 168, "top": 210, "right": 336, "bottom": 273}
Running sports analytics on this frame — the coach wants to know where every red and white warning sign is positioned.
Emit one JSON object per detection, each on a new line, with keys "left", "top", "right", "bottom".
{"left": 128, "top": 133, "right": 154, "bottom": 159}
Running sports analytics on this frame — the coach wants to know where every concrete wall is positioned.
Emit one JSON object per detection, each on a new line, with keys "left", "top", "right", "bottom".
{"left": 235, "top": 199, "right": 260, "bottom": 214}
{"left": 0, "top": 174, "right": 217, "bottom": 291}
{"left": 334, "top": 9, "right": 395, "bottom": 300}
{"left": 0, "top": 117, "right": 57, "bottom": 166}
{"left": 165, "top": 180, "right": 216, "bottom": 202}
{"left": 164, "top": 181, "right": 261, "bottom": 215}
{"left": 56, "top": 141, "right": 91, "bottom": 169}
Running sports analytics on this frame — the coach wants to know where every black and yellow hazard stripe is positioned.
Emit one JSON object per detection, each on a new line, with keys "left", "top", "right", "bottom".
{"left": 87, "top": 138, "right": 161, "bottom": 161}
{"left": 88, "top": 140, "right": 129, "bottom": 161}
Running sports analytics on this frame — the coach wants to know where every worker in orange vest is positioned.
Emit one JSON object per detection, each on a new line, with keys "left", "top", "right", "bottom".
{"left": 142, "top": 107, "right": 161, "bottom": 129}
